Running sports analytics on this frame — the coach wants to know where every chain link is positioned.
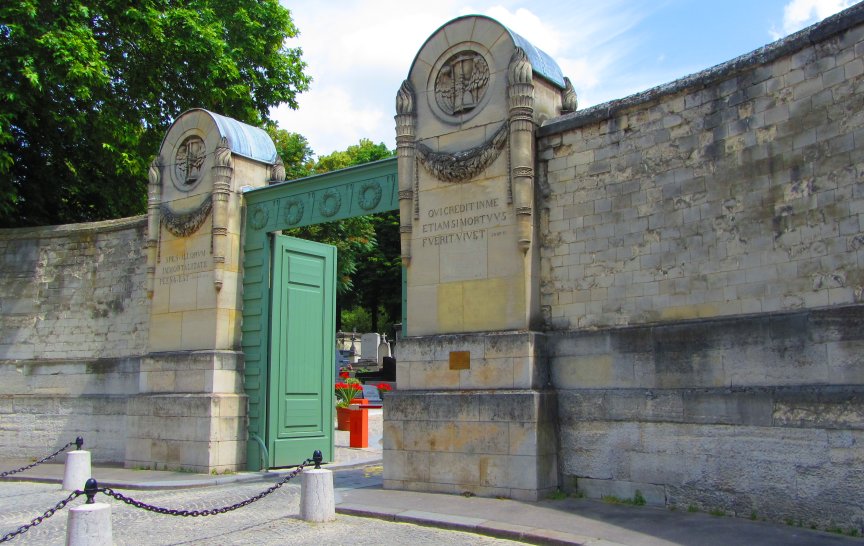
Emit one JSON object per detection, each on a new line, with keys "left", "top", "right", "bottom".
{"left": 100, "top": 458, "right": 312, "bottom": 517}
{"left": 0, "top": 490, "right": 81, "bottom": 543}
{"left": 0, "top": 440, "right": 78, "bottom": 479}
{"left": 0, "top": 455, "right": 312, "bottom": 542}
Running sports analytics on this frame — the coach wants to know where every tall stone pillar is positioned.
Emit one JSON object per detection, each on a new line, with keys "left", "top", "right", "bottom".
{"left": 127, "top": 109, "right": 279, "bottom": 473}
{"left": 387, "top": 15, "right": 569, "bottom": 501}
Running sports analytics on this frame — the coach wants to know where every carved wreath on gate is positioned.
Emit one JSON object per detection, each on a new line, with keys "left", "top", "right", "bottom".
{"left": 318, "top": 189, "right": 341, "bottom": 217}
{"left": 416, "top": 122, "right": 509, "bottom": 183}
{"left": 357, "top": 181, "right": 383, "bottom": 210}
{"left": 283, "top": 198, "right": 304, "bottom": 226}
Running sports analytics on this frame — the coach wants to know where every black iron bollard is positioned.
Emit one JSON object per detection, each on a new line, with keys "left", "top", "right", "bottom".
{"left": 84, "top": 478, "right": 98, "bottom": 504}
{"left": 75, "top": 437, "right": 84, "bottom": 451}
{"left": 312, "top": 450, "right": 323, "bottom": 469}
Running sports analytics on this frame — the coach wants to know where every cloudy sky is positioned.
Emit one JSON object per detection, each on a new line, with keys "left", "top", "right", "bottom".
{"left": 273, "top": 0, "right": 855, "bottom": 157}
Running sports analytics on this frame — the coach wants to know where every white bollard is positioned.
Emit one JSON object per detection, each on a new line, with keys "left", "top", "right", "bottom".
{"left": 62, "top": 451, "right": 91, "bottom": 492}
{"left": 300, "top": 468, "right": 335, "bottom": 522}
{"left": 66, "top": 503, "right": 112, "bottom": 546}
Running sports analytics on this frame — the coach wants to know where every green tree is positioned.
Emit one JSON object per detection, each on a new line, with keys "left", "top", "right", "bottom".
{"left": 266, "top": 125, "right": 314, "bottom": 180}
{"left": 311, "top": 139, "right": 392, "bottom": 175}
{"left": 0, "top": 0, "right": 310, "bottom": 227}
{"left": 277, "top": 138, "right": 398, "bottom": 331}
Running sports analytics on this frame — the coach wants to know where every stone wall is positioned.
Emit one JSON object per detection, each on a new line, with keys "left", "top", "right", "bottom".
{"left": 537, "top": 7, "right": 864, "bottom": 530}
{"left": 0, "top": 217, "right": 149, "bottom": 461}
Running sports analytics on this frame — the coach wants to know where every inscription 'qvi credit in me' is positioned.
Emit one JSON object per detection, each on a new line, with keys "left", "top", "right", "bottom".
{"left": 420, "top": 198, "right": 507, "bottom": 247}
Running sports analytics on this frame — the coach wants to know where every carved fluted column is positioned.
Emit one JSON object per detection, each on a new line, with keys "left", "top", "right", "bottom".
{"left": 211, "top": 139, "right": 233, "bottom": 291}
{"left": 146, "top": 159, "right": 162, "bottom": 298}
{"left": 395, "top": 79, "right": 416, "bottom": 266}
{"left": 508, "top": 48, "right": 535, "bottom": 254}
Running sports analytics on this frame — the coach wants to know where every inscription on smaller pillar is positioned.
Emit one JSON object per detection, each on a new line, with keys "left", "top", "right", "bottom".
{"left": 158, "top": 249, "right": 210, "bottom": 285}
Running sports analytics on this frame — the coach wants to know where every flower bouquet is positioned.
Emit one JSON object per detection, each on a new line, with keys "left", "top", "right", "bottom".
{"left": 335, "top": 376, "right": 362, "bottom": 408}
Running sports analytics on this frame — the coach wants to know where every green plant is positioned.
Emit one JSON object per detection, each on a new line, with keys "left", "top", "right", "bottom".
{"left": 687, "top": 505, "right": 699, "bottom": 513}
{"left": 750, "top": 510, "right": 758, "bottom": 520}
{"left": 709, "top": 508, "right": 726, "bottom": 517}
{"left": 602, "top": 491, "right": 646, "bottom": 506}
{"left": 335, "top": 376, "right": 362, "bottom": 408}
{"left": 547, "top": 489, "right": 568, "bottom": 500}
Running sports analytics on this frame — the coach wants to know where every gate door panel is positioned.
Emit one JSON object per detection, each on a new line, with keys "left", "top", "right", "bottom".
{"left": 268, "top": 234, "right": 336, "bottom": 466}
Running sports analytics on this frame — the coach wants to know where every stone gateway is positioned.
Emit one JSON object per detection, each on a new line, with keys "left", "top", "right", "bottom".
{"left": 1, "top": 6, "right": 863, "bottom": 531}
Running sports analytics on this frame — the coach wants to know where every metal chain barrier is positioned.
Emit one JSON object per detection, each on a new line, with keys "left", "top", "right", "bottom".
{"left": 98, "top": 456, "right": 314, "bottom": 517}
{"left": 0, "top": 490, "right": 82, "bottom": 543}
{"left": 0, "top": 451, "right": 320, "bottom": 542}
{"left": 0, "top": 437, "right": 83, "bottom": 479}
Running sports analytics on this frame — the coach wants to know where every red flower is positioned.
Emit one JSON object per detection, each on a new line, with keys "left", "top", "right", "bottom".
{"left": 339, "top": 371, "right": 350, "bottom": 379}
{"left": 335, "top": 381, "right": 362, "bottom": 408}
{"left": 376, "top": 383, "right": 393, "bottom": 392}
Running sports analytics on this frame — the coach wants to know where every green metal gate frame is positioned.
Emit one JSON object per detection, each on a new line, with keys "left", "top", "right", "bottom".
{"left": 241, "top": 157, "right": 399, "bottom": 469}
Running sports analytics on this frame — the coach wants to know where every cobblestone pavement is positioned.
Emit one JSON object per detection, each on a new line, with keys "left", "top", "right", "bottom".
{"left": 0, "top": 470, "right": 522, "bottom": 545}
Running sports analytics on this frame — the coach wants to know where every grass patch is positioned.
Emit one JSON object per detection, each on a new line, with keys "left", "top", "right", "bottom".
{"left": 547, "top": 489, "right": 568, "bottom": 500}
{"left": 687, "top": 505, "right": 699, "bottom": 513}
{"left": 601, "top": 490, "right": 646, "bottom": 506}
{"left": 709, "top": 508, "right": 726, "bottom": 517}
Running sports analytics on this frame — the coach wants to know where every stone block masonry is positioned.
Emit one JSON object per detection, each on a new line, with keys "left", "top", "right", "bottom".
{"left": 538, "top": 11, "right": 864, "bottom": 330}
{"left": 0, "top": 217, "right": 149, "bottom": 460}
{"left": 538, "top": 5, "right": 864, "bottom": 531}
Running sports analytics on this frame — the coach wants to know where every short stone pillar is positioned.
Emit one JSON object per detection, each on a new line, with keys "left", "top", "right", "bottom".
{"left": 66, "top": 503, "right": 112, "bottom": 546}
{"left": 62, "top": 451, "right": 91, "bottom": 492}
{"left": 300, "top": 469, "right": 335, "bottom": 522}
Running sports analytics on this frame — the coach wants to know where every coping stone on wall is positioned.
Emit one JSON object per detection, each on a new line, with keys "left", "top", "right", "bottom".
{"left": 0, "top": 216, "right": 147, "bottom": 240}
{"left": 538, "top": 2, "right": 864, "bottom": 137}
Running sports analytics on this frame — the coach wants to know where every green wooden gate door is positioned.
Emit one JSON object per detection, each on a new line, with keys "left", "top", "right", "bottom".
{"left": 268, "top": 234, "right": 336, "bottom": 466}
{"left": 242, "top": 157, "right": 398, "bottom": 470}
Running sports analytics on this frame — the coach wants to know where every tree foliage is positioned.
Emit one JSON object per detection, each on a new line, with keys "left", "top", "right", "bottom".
{"left": 265, "top": 125, "right": 314, "bottom": 181}
{"left": 279, "top": 139, "right": 400, "bottom": 332}
{"left": 0, "top": 0, "right": 310, "bottom": 227}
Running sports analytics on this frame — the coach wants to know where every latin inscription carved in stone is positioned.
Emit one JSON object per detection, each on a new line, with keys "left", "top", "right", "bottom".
{"left": 421, "top": 198, "right": 507, "bottom": 247}
{"left": 159, "top": 249, "right": 209, "bottom": 285}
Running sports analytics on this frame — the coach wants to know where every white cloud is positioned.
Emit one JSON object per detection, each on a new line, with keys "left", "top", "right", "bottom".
{"left": 274, "top": 1, "right": 660, "bottom": 154}
{"left": 773, "top": 0, "right": 854, "bottom": 38}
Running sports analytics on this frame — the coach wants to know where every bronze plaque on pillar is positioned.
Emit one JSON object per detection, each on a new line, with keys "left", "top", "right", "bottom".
{"left": 449, "top": 351, "right": 470, "bottom": 370}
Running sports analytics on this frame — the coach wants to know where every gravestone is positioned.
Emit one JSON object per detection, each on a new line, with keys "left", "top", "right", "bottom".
{"left": 361, "top": 384, "right": 382, "bottom": 403}
{"left": 359, "top": 332, "right": 380, "bottom": 362}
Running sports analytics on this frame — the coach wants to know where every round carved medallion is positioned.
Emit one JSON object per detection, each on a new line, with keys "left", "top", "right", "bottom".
{"left": 319, "top": 189, "right": 342, "bottom": 218}
{"left": 173, "top": 136, "right": 207, "bottom": 190}
{"left": 283, "top": 198, "right": 304, "bottom": 226}
{"left": 249, "top": 205, "right": 269, "bottom": 230}
{"left": 357, "top": 181, "right": 383, "bottom": 211}
{"left": 434, "top": 51, "right": 490, "bottom": 117}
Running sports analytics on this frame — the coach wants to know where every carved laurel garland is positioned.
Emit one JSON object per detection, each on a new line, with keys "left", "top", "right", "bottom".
{"left": 160, "top": 195, "right": 213, "bottom": 237}
{"left": 416, "top": 122, "right": 509, "bottom": 183}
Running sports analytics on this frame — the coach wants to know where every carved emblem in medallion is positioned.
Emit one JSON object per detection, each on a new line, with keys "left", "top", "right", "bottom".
{"left": 434, "top": 52, "right": 490, "bottom": 116}
{"left": 174, "top": 136, "right": 206, "bottom": 189}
